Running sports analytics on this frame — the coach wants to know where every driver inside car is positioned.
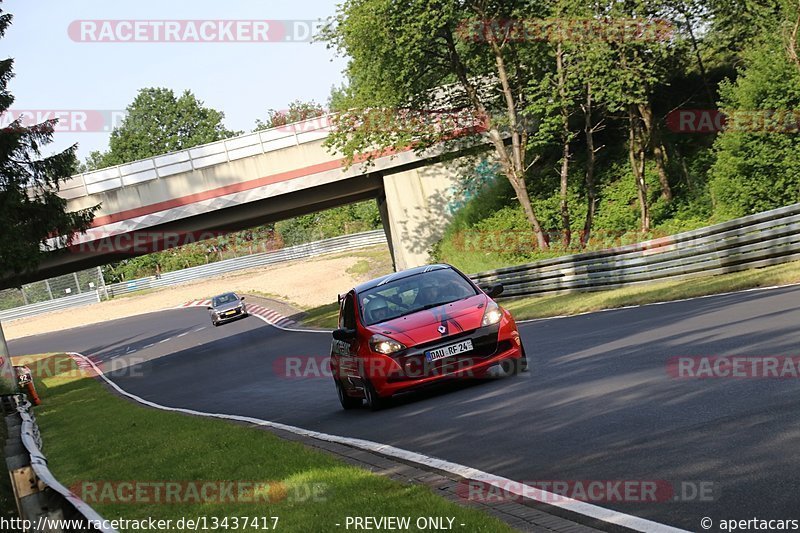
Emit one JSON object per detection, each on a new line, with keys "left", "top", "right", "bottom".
{"left": 365, "top": 296, "right": 391, "bottom": 323}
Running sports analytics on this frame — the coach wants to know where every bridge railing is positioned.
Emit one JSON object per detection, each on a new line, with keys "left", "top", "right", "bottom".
{"left": 60, "top": 115, "right": 335, "bottom": 200}
{"left": 470, "top": 202, "right": 800, "bottom": 298}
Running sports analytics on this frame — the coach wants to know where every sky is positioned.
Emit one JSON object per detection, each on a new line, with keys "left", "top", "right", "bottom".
{"left": 3, "top": 0, "right": 348, "bottom": 161}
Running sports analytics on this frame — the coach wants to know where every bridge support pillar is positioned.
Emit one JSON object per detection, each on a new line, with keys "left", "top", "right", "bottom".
{"left": 380, "top": 162, "right": 461, "bottom": 271}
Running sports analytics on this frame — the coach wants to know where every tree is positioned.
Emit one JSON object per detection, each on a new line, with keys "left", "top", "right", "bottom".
{"left": 254, "top": 99, "right": 326, "bottom": 131}
{"left": 709, "top": 28, "right": 800, "bottom": 218}
{"left": 0, "top": 3, "right": 96, "bottom": 281}
{"left": 322, "top": 0, "right": 558, "bottom": 250}
{"left": 86, "top": 88, "right": 239, "bottom": 170}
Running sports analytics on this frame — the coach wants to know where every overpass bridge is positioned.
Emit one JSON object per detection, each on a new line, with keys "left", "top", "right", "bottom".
{"left": 21, "top": 116, "right": 483, "bottom": 284}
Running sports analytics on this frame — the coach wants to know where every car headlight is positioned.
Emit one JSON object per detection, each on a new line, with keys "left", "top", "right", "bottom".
{"left": 369, "top": 334, "right": 406, "bottom": 355}
{"left": 481, "top": 301, "right": 504, "bottom": 326}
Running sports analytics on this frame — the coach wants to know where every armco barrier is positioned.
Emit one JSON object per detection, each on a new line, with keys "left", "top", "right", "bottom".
{"left": 0, "top": 290, "right": 101, "bottom": 322}
{"left": 3, "top": 394, "right": 118, "bottom": 532}
{"left": 470, "top": 202, "right": 800, "bottom": 298}
{"left": 106, "top": 230, "right": 388, "bottom": 297}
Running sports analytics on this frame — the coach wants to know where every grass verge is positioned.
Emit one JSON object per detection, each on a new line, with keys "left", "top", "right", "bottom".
{"left": 18, "top": 354, "right": 512, "bottom": 533}
{"left": 503, "top": 260, "right": 800, "bottom": 320}
{"left": 299, "top": 302, "right": 340, "bottom": 329}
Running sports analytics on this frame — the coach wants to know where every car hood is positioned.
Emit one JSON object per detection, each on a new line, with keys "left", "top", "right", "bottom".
{"left": 213, "top": 301, "right": 242, "bottom": 312}
{"left": 367, "top": 294, "right": 488, "bottom": 346}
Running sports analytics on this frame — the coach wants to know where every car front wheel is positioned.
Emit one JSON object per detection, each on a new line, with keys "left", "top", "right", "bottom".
{"left": 363, "top": 379, "right": 389, "bottom": 411}
{"left": 335, "top": 380, "right": 362, "bottom": 410}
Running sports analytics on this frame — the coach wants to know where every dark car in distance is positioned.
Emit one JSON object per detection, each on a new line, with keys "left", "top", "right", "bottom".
{"left": 208, "top": 292, "right": 248, "bottom": 326}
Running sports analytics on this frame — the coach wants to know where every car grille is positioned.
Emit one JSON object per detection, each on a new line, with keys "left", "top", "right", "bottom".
{"left": 388, "top": 324, "right": 502, "bottom": 382}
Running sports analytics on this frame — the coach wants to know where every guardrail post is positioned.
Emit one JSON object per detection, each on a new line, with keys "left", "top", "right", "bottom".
{"left": 0, "top": 323, "right": 15, "bottom": 394}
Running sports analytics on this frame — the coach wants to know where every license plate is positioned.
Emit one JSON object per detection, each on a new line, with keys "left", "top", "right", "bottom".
{"left": 425, "top": 339, "right": 473, "bottom": 362}
{"left": 225, "top": 310, "right": 237, "bottom": 316}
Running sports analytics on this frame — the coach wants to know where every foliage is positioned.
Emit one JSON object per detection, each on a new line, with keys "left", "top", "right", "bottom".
{"left": 709, "top": 31, "right": 800, "bottom": 218}
{"left": 85, "top": 88, "right": 240, "bottom": 170}
{"left": 276, "top": 200, "right": 381, "bottom": 247}
{"left": 254, "top": 100, "right": 326, "bottom": 131}
{"left": 0, "top": 3, "right": 96, "bottom": 282}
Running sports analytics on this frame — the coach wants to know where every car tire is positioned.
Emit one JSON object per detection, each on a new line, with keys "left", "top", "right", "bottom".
{"left": 513, "top": 344, "right": 529, "bottom": 375}
{"left": 363, "top": 379, "right": 389, "bottom": 411}
{"left": 212, "top": 320, "right": 219, "bottom": 327}
{"left": 335, "top": 380, "right": 362, "bottom": 410}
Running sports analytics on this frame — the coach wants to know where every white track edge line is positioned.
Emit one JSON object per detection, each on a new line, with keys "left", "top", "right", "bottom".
{"left": 67, "top": 352, "right": 689, "bottom": 533}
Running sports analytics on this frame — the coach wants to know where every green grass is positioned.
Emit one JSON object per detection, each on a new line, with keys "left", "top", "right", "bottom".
{"left": 22, "top": 355, "right": 511, "bottom": 533}
{"left": 300, "top": 302, "right": 340, "bottom": 329}
{"left": 503, "top": 260, "right": 800, "bottom": 320}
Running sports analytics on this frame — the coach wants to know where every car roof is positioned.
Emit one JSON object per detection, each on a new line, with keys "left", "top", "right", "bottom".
{"left": 353, "top": 264, "right": 453, "bottom": 294}
{"left": 212, "top": 292, "right": 237, "bottom": 300}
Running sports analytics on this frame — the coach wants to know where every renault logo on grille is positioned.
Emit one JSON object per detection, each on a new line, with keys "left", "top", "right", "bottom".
{"left": 438, "top": 325, "right": 447, "bottom": 335}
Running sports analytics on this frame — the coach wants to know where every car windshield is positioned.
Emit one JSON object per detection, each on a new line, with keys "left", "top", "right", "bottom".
{"left": 212, "top": 293, "right": 239, "bottom": 306}
{"left": 358, "top": 268, "right": 478, "bottom": 326}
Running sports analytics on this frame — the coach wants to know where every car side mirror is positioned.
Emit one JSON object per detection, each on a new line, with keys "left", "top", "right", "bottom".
{"left": 240, "top": 296, "right": 245, "bottom": 301}
{"left": 482, "top": 284, "right": 504, "bottom": 298}
{"left": 332, "top": 328, "right": 356, "bottom": 341}
{"left": 206, "top": 306, "right": 213, "bottom": 310}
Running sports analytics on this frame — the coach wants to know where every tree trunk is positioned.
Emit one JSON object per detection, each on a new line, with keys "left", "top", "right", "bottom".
{"left": 628, "top": 106, "right": 650, "bottom": 231}
{"left": 443, "top": 29, "right": 549, "bottom": 250}
{"left": 556, "top": 42, "right": 571, "bottom": 248}
{"left": 581, "top": 84, "right": 597, "bottom": 247}
{"left": 678, "top": 5, "right": 714, "bottom": 102}
{"left": 672, "top": 144, "right": 694, "bottom": 193}
{"left": 638, "top": 102, "right": 672, "bottom": 202}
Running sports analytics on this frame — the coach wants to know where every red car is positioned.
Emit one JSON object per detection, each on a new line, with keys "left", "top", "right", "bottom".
{"left": 330, "top": 264, "right": 527, "bottom": 410}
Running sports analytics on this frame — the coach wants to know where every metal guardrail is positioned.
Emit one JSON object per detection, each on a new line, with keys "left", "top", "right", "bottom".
{"left": 3, "top": 394, "right": 117, "bottom": 532}
{"left": 470, "top": 202, "right": 800, "bottom": 298}
{"left": 59, "top": 116, "right": 333, "bottom": 200}
{"left": 106, "top": 230, "right": 388, "bottom": 297}
{"left": 0, "top": 291, "right": 101, "bottom": 322}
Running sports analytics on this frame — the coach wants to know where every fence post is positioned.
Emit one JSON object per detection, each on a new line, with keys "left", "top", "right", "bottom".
{"left": 96, "top": 266, "right": 109, "bottom": 300}
{"left": 0, "top": 322, "right": 16, "bottom": 394}
{"left": 44, "top": 280, "right": 53, "bottom": 300}
{"left": 73, "top": 272, "right": 82, "bottom": 294}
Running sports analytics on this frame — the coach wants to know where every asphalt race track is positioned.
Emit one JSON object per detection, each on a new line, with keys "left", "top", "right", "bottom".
{"left": 10, "top": 285, "right": 800, "bottom": 532}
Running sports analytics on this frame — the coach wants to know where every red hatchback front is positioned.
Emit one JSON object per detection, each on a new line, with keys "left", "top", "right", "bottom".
{"left": 330, "top": 264, "right": 527, "bottom": 410}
